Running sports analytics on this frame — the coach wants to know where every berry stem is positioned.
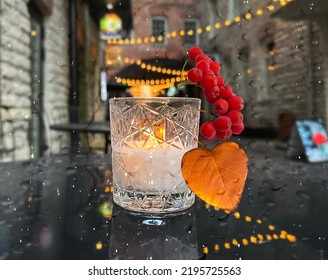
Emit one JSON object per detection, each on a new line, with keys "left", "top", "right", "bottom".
{"left": 194, "top": 137, "right": 206, "bottom": 149}
{"left": 200, "top": 109, "right": 217, "bottom": 118}
{"left": 181, "top": 58, "right": 190, "bottom": 75}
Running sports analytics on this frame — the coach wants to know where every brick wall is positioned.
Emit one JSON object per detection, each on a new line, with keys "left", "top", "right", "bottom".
{"left": 203, "top": 0, "right": 328, "bottom": 131}
{"left": 0, "top": 0, "right": 70, "bottom": 161}
{"left": 42, "top": 0, "right": 70, "bottom": 154}
{"left": 0, "top": 0, "right": 32, "bottom": 161}
{"left": 107, "top": 0, "right": 202, "bottom": 78}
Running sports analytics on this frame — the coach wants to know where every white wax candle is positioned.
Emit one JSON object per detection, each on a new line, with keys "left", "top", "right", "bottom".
{"left": 112, "top": 145, "right": 191, "bottom": 192}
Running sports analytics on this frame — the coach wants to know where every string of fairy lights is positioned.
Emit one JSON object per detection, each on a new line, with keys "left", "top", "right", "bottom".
{"left": 107, "top": 0, "right": 294, "bottom": 46}
{"left": 111, "top": 0, "right": 294, "bottom": 95}
{"left": 119, "top": 57, "right": 187, "bottom": 76}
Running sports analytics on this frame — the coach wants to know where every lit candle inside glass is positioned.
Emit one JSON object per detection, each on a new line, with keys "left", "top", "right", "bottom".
{"left": 110, "top": 97, "right": 201, "bottom": 214}
{"left": 113, "top": 122, "right": 190, "bottom": 192}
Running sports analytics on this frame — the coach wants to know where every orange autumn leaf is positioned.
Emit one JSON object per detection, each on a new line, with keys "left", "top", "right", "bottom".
{"left": 181, "top": 142, "right": 248, "bottom": 212}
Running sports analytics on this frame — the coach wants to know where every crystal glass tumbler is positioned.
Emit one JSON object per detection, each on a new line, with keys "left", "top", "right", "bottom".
{"left": 109, "top": 97, "right": 201, "bottom": 216}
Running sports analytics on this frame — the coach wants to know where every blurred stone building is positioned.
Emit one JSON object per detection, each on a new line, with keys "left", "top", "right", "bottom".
{"left": 0, "top": 0, "right": 105, "bottom": 162}
{"left": 0, "top": 0, "right": 70, "bottom": 161}
{"left": 105, "top": 0, "right": 206, "bottom": 96}
{"left": 201, "top": 0, "right": 328, "bottom": 138}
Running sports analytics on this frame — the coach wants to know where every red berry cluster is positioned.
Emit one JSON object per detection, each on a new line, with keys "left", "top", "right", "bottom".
{"left": 187, "top": 46, "right": 245, "bottom": 141}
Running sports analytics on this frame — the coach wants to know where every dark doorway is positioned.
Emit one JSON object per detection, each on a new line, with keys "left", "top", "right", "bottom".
{"left": 28, "top": 1, "right": 46, "bottom": 158}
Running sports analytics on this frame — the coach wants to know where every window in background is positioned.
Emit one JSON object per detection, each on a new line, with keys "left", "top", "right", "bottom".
{"left": 152, "top": 16, "right": 167, "bottom": 46}
{"left": 184, "top": 19, "right": 198, "bottom": 46}
{"left": 238, "top": 47, "right": 250, "bottom": 101}
{"left": 258, "top": 40, "right": 276, "bottom": 101}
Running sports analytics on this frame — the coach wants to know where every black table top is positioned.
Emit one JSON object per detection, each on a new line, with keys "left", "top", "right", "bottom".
{"left": 50, "top": 121, "right": 110, "bottom": 134}
{"left": 0, "top": 138, "right": 327, "bottom": 260}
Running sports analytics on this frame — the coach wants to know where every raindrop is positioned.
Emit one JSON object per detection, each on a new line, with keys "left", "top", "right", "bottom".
{"left": 296, "top": 190, "right": 310, "bottom": 199}
{"left": 22, "top": 161, "right": 34, "bottom": 167}
{"left": 321, "top": 180, "right": 328, "bottom": 188}
{"left": 264, "top": 200, "right": 275, "bottom": 207}
{"left": 271, "top": 185, "right": 282, "bottom": 192}
{"left": 258, "top": 186, "right": 265, "bottom": 198}
{"left": 217, "top": 212, "right": 229, "bottom": 221}
{"left": 264, "top": 155, "right": 271, "bottom": 161}
{"left": 20, "top": 180, "right": 32, "bottom": 190}
{"left": 247, "top": 140, "right": 257, "bottom": 149}
{"left": 66, "top": 166, "right": 76, "bottom": 175}
{"left": 0, "top": 196, "right": 14, "bottom": 207}
{"left": 247, "top": 193, "right": 254, "bottom": 205}
{"left": 251, "top": 112, "right": 261, "bottom": 119}
{"left": 248, "top": 80, "right": 257, "bottom": 88}
{"left": 262, "top": 167, "right": 270, "bottom": 173}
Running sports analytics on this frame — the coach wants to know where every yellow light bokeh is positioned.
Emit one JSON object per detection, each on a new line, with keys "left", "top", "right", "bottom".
{"left": 245, "top": 13, "right": 252, "bottom": 20}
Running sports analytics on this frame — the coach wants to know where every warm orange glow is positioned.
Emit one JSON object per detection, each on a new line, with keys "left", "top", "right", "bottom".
{"left": 234, "top": 212, "right": 241, "bottom": 219}
{"left": 224, "top": 242, "right": 231, "bottom": 249}
{"left": 234, "top": 16, "right": 241, "bottom": 23}
{"left": 267, "top": 5, "right": 275, "bottom": 11}
{"left": 96, "top": 242, "right": 103, "bottom": 250}
{"left": 256, "top": 9, "right": 263, "bottom": 15}
{"left": 232, "top": 239, "right": 239, "bottom": 246}
{"left": 257, "top": 234, "right": 264, "bottom": 241}
{"left": 287, "top": 234, "right": 297, "bottom": 243}
{"left": 245, "top": 215, "right": 252, "bottom": 222}
{"left": 245, "top": 13, "right": 252, "bottom": 20}
{"left": 250, "top": 236, "right": 257, "bottom": 244}
{"left": 214, "top": 22, "right": 221, "bottom": 29}
{"left": 224, "top": 20, "right": 231, "bottom": 26}
{"left": 242, "top": 238, "right": 249, "bottom": 246}
{"left": 268, "top": 225, "right": 275, "bottom": 231}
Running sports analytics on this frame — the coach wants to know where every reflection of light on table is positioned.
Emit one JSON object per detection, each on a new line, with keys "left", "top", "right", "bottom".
{"left": 201, "top": 208, "right": 297, "bottom": 256}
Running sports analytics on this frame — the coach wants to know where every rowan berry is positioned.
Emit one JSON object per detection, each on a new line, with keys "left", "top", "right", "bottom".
{"left": 228, "top": 96, "right": 244, "bottom": 111}
{"left": 214, "top": 116, "right": 232, "bottom": 132}
{"left": 217, "top": 129, "right": 233, "bottom": 141}
{"left": 203, "top": 86, "right": 220, "bottom": 103}
{"left": 196, "top": 60, "right": 210, "bottom": 75}
{"left": 220, "top": 84, "right": 233, "bottom": 99}
{"left": 188, "top": 46, "right": 203, "bottom": 61}
{"left": 200, "top": 122, "right": 217, "bottom": 141}
{"left": 227, "top": 110, "right": 243, "bottom": 125}
{"left": 187, "top": 67, "right": 203, "bottom": 83}
{"left": 212, "top": 99, "right": 229, "bottom": 115}
{"left": 231, "top": 122, "right": 244, "bottom": 135}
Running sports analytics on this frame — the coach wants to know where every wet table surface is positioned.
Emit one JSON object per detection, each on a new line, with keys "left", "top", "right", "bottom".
{"left": 0, "top": 138, "right": 328, "bottom": 260}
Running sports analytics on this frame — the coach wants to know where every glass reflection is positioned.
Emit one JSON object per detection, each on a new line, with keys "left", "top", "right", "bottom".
{"left": 109, "top": 206, "right": 199, "bottom": 260}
